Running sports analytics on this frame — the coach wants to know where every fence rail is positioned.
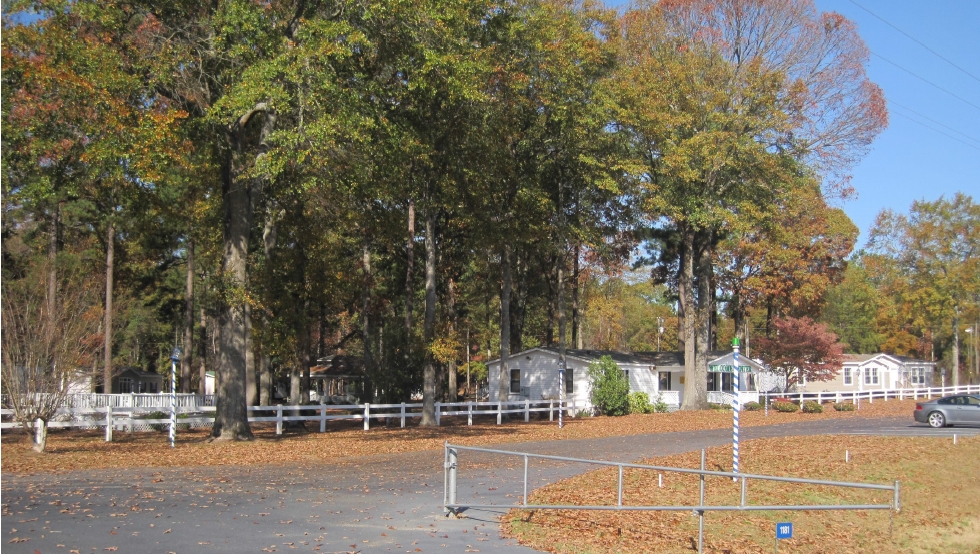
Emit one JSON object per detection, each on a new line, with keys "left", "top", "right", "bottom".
{"left": 0, "top": 399, "right": 577, "bottom": 440}
{"left": 764, "top": 384, "right": 980, "bottom": 405}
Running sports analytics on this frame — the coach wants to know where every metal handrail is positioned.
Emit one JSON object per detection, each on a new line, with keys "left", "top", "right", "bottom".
{"left": 442, "top": 442, "right": 900, "bottom": 553}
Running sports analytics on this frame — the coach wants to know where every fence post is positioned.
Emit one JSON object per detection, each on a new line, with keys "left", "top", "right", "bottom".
{"left": 817, "top": 392, "right": 822, "bottom": 404}
{"left": 467, "top": 402, "right": 473, "bottom": 426}
{"left": 104, "top": 406, "right": 113, "bottom": 442}
{"left": 364, "top": 403, "right": 370, "bottom": 431}
{"left": 497, "top": 401, "right": 502, "bottom": 425}
{"left": 524, "top": 399, "right": 529, "bottom": 422}
{"left": 276, "top": 404, "right": 283, "bottom": 435}
{"left": 549, "top": 400, "right": 553, "bottom": 422}
{"left": 320, "top": 405, "right": 326, "bottom": 433}
{"left": 435, "top": 402, "right": 441, "bottom": 426}
{"left": 400, "top": 402, "right": 406, "bottom": 428}
{"left": 446, "top": 444, "right": 458, "bottom": 515}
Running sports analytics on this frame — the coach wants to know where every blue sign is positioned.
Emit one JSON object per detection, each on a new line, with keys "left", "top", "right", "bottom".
{"left": 776, "top": 522, "right": 793, "bottom": 540}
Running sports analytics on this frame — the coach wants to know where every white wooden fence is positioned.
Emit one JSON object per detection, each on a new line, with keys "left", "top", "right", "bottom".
{"left": 762, "top": 384, "right": 980, "bottom": 405}
{"left": 0, "top": 399, "right": 579, "bottom": 441}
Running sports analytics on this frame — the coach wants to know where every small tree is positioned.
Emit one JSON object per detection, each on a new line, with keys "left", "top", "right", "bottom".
{"left": 1, "top": 263, "right": 100, "bottom": 452}
{"left": 755, "top": 316, "right": 845, "bottom": 390}
{"left": 588, "top": 355, "right": 630, "bottom": 416}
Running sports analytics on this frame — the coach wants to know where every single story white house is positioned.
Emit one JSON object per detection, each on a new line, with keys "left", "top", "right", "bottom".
{"left": 796, "top": 353, "right": 935, "bottom": 392}
{"left": 486, "top": 347, "right": 764, "bottom": 411}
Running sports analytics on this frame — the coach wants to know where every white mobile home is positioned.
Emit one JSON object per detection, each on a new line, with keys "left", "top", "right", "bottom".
{"left": 486, "top": 347, "right": 763, "bottom": 411}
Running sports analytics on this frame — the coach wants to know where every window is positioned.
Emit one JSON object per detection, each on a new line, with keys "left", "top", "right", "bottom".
{"left": 864, "top": 366, "right": 879, "bottom": 385}
{"left": 119, "top": 377, "right": 132, "bottom": 394}
{"left": 722, "top": 373, "right": 734, "bottom": 392}
{"left": 510, "top": 369, "right": 521, "bottom": 394}
{"left": 622, "top": 369, "right": 630, "bottom": 385}
{"left": 910, "top": 367, "right": 925, "bottom": 385}
{"left": 565, "top": 368, "right": 574, "bottom": 394}
{"left": 150, "top": 382, "right": 158, "bottom": 393}
{"left": 659, "top": 372, "right": 672, "bottom": 391}
{"left": 843, "top": 367, "right": 852, "bottom": 385}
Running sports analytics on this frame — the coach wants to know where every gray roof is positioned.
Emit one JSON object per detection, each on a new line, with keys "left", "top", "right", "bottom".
{"left": 539, "top": 347, "right": 735, "bottom": 368}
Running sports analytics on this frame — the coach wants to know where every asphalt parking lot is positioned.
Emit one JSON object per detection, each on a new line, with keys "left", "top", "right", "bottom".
{"left": 2, "top": 416, "right": 973, "bottom": 554}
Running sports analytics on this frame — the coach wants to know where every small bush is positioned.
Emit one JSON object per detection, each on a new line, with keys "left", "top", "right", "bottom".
{"left": 628, "top": 392, "right": 654, "bottom": 414}
{"left": 708, "top": 402, "right": 733, "bottom": 411}
{"left": 588, "top": 356, "right": 630, "bottom": 416}
{"left": 801, "top": 400, "right": 823, "bottom": 413}
{"left": 142, "top": 410, "right": 189, "bottom": 431}
{"left": 652, "top": 393, "right": 669, "bottom": 413}
{"left": 772, "top": 401, "right": 799, "bottom": 413}
{"left": 834, "top": 402, "right": 856, "bottom": 412}
{"left": 743, "top": 401, "right": 762, "bottom": 411}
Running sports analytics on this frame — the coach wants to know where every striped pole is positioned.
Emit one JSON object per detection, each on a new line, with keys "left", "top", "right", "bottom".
{"left": 732, "top": 338, "right": 740, "bottom": 480}
{"left": 169, "top": 350, "right": 178, "bottom": 449}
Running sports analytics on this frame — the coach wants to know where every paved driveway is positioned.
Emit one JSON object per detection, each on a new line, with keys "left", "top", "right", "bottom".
{"left": 1, "top": 416, "right": 955, "bottom": 554}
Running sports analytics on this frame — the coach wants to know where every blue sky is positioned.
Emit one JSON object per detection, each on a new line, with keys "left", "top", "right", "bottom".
{"left": 607, "top": 0, "right": 980, "bottom": 248}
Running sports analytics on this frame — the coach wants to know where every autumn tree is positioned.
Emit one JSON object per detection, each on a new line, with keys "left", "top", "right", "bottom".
{"left": 754, "top": 315, "right": 844, "bottom": 389}
{"left": 866, "top": 193, "right": 980, "bottom": 386}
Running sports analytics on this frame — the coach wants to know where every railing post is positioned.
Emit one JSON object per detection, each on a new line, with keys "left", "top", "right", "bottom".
{"left": 435, "top": 402, "right": 441, "bottom": 426}
{"left": 523, "top": 454, "right": 529, "bottom": 506}
{"left": 401, "top": 402, "right": 406, "bottom": 428}
{"left": 276, "top": 404, "right": 283, "bottom": 435}
{"left": 740, "top": 476, "right": 747, "bottom": 507}
{"left": 447, "top": 444, "right": 458, "bottom": 515}
{"left": 497, "top": 401, "right": 502, "bottom": 425}
{"left": 698, "top": 449, "right": 706, "bottom": 554}
{"left": 104, "top": 406, "right": 113, "bottom": 442}
{"left": 549, "top": 400, "right": 554, "bottom": 422}
{"left": 617, "top": 464, "right": 623, "bottom": 507}
{"left": 364, "top": 403, "right": 370, "bottom": 431}
{"left": 320, "top": 405, "right": 326, "bottom": 433}
{"left": 894, "top": 480, "right": 901, "bottom": 513}
{"left": 467, "top": 402, "right": 473, "bottom": 426}
{"left": 524, "top": 399, "right": 529, "bottom": 422}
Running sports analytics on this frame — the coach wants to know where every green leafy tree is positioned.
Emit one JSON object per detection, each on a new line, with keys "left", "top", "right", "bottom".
{"left": 587, "top": 355, "right": 630, "bottom": 416}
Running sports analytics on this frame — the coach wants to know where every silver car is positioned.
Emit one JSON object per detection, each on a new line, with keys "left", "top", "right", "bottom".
{"left": 913, "top": 394, "right": 980, "bottom": 427}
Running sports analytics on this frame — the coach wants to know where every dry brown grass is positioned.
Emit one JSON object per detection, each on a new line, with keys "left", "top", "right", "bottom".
{"left": 1, "top": 397, "right": 915, "bottom": 475}
{"left": 503, "top": 434, "right": 980, "bottom": 554}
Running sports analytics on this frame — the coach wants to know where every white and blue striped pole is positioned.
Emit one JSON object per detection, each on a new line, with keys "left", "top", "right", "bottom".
{"left": 732, "top": 337, "right": 740, "bottom": 480}
{"left": 558, "top": 362, "right": 565, "bottom": 429}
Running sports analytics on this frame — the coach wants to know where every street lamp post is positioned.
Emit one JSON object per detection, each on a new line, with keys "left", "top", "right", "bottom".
{"left": 657, "top": 317, "right": 665, "bottom": 352}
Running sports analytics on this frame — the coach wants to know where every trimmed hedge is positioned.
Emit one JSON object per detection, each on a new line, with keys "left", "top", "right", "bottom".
{"left": 834, "top": 402, "right": 856, "bottom": 412}
{"left": 743, "top": 401, "right": 762, "bottom": 411}
{"left": 772, "top": 401, "right": 800, "bottom": 413}
{"left": 801, "top": 400, "right": 823, "bottom": 413}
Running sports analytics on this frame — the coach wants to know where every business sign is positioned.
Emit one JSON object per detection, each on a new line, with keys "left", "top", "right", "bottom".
{"left": 707, "top": 364, "right": 753, "bottom": 373}
{"left": 776, "top": 522, "right": 793, "bottom": 540}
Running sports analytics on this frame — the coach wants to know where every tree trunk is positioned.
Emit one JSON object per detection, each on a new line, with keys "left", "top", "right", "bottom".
{"left": 103, "top": 221, "right": 115, "bottom": 394}
{"left": 212, "top": 106, "right": 274, "bottom": 441}
{"left": 362, "top": 236, "right": 373, "bottom": 394}
{"left": 498, "top": 244, "right": 513, "bottom": 406}
{"left": 46, "top": 204, "right": 59, "bottom": 358}
{"left": 447, "top": 278, "right": 457, "bottom": 402}
{"left": 245, "top": 301, "right": 256, "bottom": 405}
{"left": 557, "top": 255, "right": 567, "bottom": 395}
{"left": 182, "top": 237, "right": 194, "bottom": 393}
{"left": 952, "top": 314, "right": 960, "bottom": 388}
{"left": 694, "top": 240, "right": 712, "bottom": 402}
{"left": 509, "top": 253, "right": 527, "bottom": 354}
{"left": 420, "top": 210, "right": 438, "bottom": 425}
{"left": 199, "top": 306, "right": 207, "bottom": 394}
{"left": 405, "top": 198, "right": 415, "bottom": 348}
{"left": 573, "top": 244, "right": 582, "bottom": 349}
{"left": 679, "top": 226, "right": 704, "bottom": 409}
{"left": 259, "top": 211, "right": 279, "bottom": 406}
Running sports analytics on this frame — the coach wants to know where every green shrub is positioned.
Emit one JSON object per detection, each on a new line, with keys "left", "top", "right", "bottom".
{"left": 628, "top": 392, "right": 653, "bottom": 414}
{"left": 743, "top": 401, "right": 762, "bottom": 411}
{"left": 801, "top": 400, "right": 823, "bottom": 413}
{"left": 772, "top": 401, "right": 799, "bottom": 413}
{"left": 588, "top": 355, "right": 630, "bottom": 416}
{"left": 708, "top": 402, "right": 733, "bottom": 411}
{"left": 652, "top": 393, "right": 669, "bottom": 413}
{"left": 142, "top": 410, "right": 189, "bottom": 431}
{"left": 833, "top": 402, "right": 856, "bottom": 412}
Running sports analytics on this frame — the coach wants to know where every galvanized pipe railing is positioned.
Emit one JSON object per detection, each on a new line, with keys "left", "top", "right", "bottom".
{"left": 443, "top": 442, "right": 900, "bottom": 552}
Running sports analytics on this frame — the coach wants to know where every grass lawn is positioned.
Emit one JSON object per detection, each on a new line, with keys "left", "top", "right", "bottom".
{"left": 2, "top": 398, "right": 914, "bottom": 475}
{"left": 503, "top": 434, "right": 980, "bottom": 554}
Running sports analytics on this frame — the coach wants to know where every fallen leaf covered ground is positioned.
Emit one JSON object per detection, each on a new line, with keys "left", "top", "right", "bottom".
{"left": 502, "top": 434, "right": 980, "bottom": 554}
{"left": 2, "top": 398, "right": 916, "bottom": 475}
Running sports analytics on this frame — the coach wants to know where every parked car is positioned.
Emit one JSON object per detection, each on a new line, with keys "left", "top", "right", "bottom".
{"left": 913, "top": 394, "right": 980, "bottom": 427}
